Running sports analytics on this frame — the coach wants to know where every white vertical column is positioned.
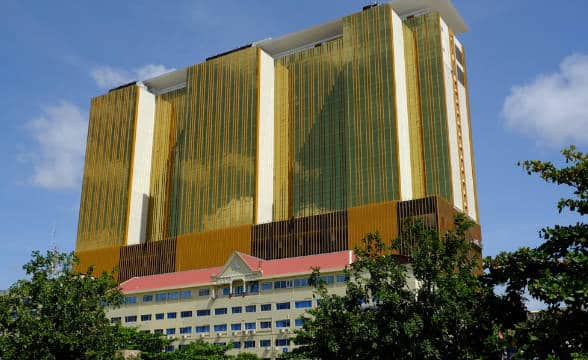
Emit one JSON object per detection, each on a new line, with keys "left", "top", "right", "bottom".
{"left": 392, "top": 9, "right": 413, "bottom": 201}
{"left": 256, "top": 50, "right": 275, "bottom": 224}
{"left": 126, "top": 84, "right": 156, "bottom": 245}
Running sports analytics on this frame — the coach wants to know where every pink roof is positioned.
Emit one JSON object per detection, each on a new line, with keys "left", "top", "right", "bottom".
{"left": 120, "top": 250, "right": 353, "bottom": 294}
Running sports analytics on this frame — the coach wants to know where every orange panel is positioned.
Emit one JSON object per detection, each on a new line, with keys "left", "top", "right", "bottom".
{"left": 175, "top": 225, "right": 252, "bottom": 271}
{"left": 347, "top": 201, "right": 398, "bottom": 252}
{"left": 75, "top": 246, "right": 121, "bottom": 281}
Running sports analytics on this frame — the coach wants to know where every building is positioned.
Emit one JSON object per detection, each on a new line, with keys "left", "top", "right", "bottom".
{"left": 76, "top": 0, "right": 481, "bottom": 283}
{"left": 108, "top": 250, "right": 416, "bottom": 358}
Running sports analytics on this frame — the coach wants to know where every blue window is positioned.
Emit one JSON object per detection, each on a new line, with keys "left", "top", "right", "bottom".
{"left": 222, "top": 287, "right": 230, "bottom": 296}
{"left": 214, "top": 342, "right": 226, "bottom": 346}
{"left": 320, "top": 275, "right": 334, "bottom": 284}
{"left": 215, "top": 308, "right": 227, "bottom": 315}
{"left": 231, "top": 323, "right": 241, "bottom": 331}
{"left": 197, "top": 309, "right": 211, "bottom": 317}
{"left": 261, "top": 282, "right": 272, "bottom": 291}
{"left": 245, "top": 305, "right": 256, "bottom": 313}
{"left": 294, "top": 278, "right": 309, "bottom": 287}
{"left": 195, "top": 325, "right": 210, "bottom": 333}
{"left": 260, "top": 339, "right": 271, "bottom": 347}
{"left": 295, "top": 300, "right": 312, "bottom": 309}
{"left": 155, "top": 313, "right": 164, "bottom": 320}
{"left": 260, "top": 304, "right": 271, "bottom": 311}
{"left": 167, "top": 312, "right": 177, "bottom": 319}
{"left": 260, "top": 321, "right": 271, "bottom": 329}
{"left": 125, "top": 315, "right": 137, "bottom": 323}
{"left": 232, "top": 341, "right": 241, "bottom": 349}
{"left": 198, "top": 288, "right": 210, "bottom": 297}
{"left": 164, "top": 345, "right": 174, "bottom": 352}
{"left": 274, "top": 280, "right": 292, "bottom": 289}
{"left": 154, "top": 329, "right": 163, "bottom": 334}
{"left": 336, "top": 274, "right": 347, "bottom": 283}
{"left": 142, "top": 294, "right": 153, "bottom": 302}
{"left": 244, "top": 340, "right": 255, "bottom": 348}
{"left": 233, "top": 286, "right": 244, "bottom": 296}
{"left": 180, "top": 326, "right": 192, "bottom": 334}
{"left": 180, "top": 290, "right": 192, "bottom": 299}
{"left": 214, "top": 324, "right": 227, "bottom": 332}
{"left": 110, "top": 317, "right": 121, "bottom": 323}
{"left": 276, "top": 338, "right": 289, "bottom": 346}
{"left": 232, "top": 306, "right": 242, "bottom": 314}
{"left": 245, "top": 322, "right": 256, "bottom": 330}
{"left": 276, "top": 302, "right": 290, "bottom": 310}
{"left": 275, "top": 319, "right": 290, "bottom": 328}
{"left": 155, "top": 293, "right": 167, "bottom": 302}
{"left": 168, "top": 292, "right": 179, "bottom": 300}
{"left": 180, "top": 311, "right": 192, "bottom": 318}
{"left": 166, "top": 328, "right": 176, "bottom": 335}
{"left": 295, "top": 318, "right": 304, "bottom": 327}
{"left": 124, "top": 296, "right": 137, "bottom": 304}
{"left": 248, "top": 282, "right": 259, "bottom": 293}
{"left": 141, "top": 314, "right": 152, "bottom": 321}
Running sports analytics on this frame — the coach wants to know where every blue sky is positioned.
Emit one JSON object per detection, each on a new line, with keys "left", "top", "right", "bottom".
{"left": 1, "top": 0, "right": 587, "bottom": 289}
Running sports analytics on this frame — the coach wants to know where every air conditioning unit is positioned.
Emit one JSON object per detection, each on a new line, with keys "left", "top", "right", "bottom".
{"left": 248, "top": 330, "right": 256, "bottom": 335}
{"left": 279, "top": 329, "right": 285, "bottom": 334}
{"left": 232, "top": 331, "right": 240, "bottom": 336}
{"left": 216, "top": 332, "right": 224, "bottom": 337}
{"left": 200, "top": 333, "right": 207, "bottom": 338}
{"left": 265, "top": 347, "right": 271, "bottom": 351}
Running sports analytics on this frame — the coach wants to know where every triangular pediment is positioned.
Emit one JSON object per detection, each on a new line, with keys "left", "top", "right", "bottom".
{"left": 214, "top": 252, "right": 260, "bottom": 280}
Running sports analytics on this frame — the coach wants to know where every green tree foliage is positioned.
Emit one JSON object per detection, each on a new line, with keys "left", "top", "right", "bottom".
{"left": 486, "top": 146, "right": 588, "bottom": 359}
{"left": 289, "top": 215, "right": 498, "bottom": 360}
{"left": 143, "top": 340, "right": 259, "bottom": 360}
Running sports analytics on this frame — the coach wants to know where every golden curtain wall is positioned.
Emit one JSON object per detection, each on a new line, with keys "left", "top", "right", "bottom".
{"left": 169, "top": 47, "right": 259, "bottom": 236}
{"left": 76, "top": 85, "right": 138, "bottom": 251}
{"left": 347, "top": 201, "right": 398, "bottom": 251}
{"left": 146, "top": 89, "right": 185, "bottom": 242}
{"left": 75, "top": 246, "right": 121, "bottom": 281}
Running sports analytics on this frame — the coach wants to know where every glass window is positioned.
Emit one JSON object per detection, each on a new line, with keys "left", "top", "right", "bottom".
{"left": 276, "top": 302, "right": 290, "bottom": 310}
{"left": 215, "top": 308, "right": 227, "bottom": 315}
{"left": 155, "top": 313, "right": 164, "bottom": 320}
{"left": 214, "top": 324, "right": 227, "bottom": 332}
{"left": 275, "top": 319, "right": 290, "bottom": 328}
{"left": 245, "top": 305, "right": 256, "bottom": 313}
{"left": 233, "top": 286, "right": 244, "bottom": 296}
{"left": 260, "top": 339, "right": 271, "bottom": 347}
{"left": 276, "top": 338, "right": 289, "bottom": 346}
{"left": 232, "top": 341, "right": 241, "bottom": 349}
{"left": 197, "top": 309, "right": 211, "bottom": 317}
{"left": 245, "top": 322, "right": 256, "bottom": 330}
{"left": 261, "top": 282, "right": 272, "bottom": 291}
{"left": 295, "top": 318, "right": 304, "bottom": 327}
{"left": 336, "top": 274, "right": 347, "bottom": 283}
{"left": 214, "top": 342, "right": 226, "bottom": 346}
{"left": 274, "top": 280, "right": 293, "bottom": 289}
{"left": 166, "top": 328, "right": 176, "bottom": 335}
{"left": 110, "top": 317, "right": 121, "bottom": 323}
{"left": 125, "top": 315, "right": 137, "bottom": 323}
{"left": 260, "top": 321, "right": 271, "bottom": 329}
{"left": 168, "top": 292, "right": 179, "bottom": 300}
{"left": 180, "top": 326, "right": 192, "bottom": 334}
{"left": 294, "top": 278, "right": 309, "bottom": 287}
{"left": 167, "top": 312, "right": 177, "bottom": 319}
{"left": 320, "top": 275, "right": 334, "bottom": 284}
{"left": 141, "top": 314, "right": 152, "bottom": 321}
{"left": 154, "top": 329, "right": 163, "bottom": 334}
{"left": 195, "top": 325, "right": 210, "bottom": 333}
{"left": 231, "top": 323, "right": 241, "bottom": 331}
{"left": 164, "top": 345, "right": 174, "bottom": 352}
{"left": 142, "top": 294, "right": 153, "bottom": 302}
{"left": 244, "top": 340, "right": 255, "bottom": 348}
{"left": 248, "top": 282, "right": 259, "bottom": 293}
{"left": 198, "top": 288, "right": 210, "bottom": 297}
{"left": 295, "top": 300, "right": 312, "bottom": 309}
{"left": 180, "top": 290, "right": 192, "bottom": 299}
{"left": 222, "top": 287, "right": 230, "bottom": 296}
{"left": 180, "top": 311, "right": 192, "bottom": 318}
{"left": 260, "top": 304, "right": 271, "bottom": 312}
{"left": 155, "top": 293, "right": 167, "bottom": 302}
{"left": 124, "top": 296, "right": 137, "bottom": 304}
{"left": 232, "top": 306, "right": 242, "bottom": 314}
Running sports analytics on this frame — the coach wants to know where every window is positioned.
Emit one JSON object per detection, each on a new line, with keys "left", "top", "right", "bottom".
{"left": 155, "top": 293, "right": 167, "bottom": 302}
{"left": 245, "top": 322, "right": 256, "bottom": 330}
{"left": 196, "top": 309, "right": 211, "bottom": 317}
{"left": 276, "top": 302, "right": 290, "bottom": 310}
{"left": 457, "top": 66, "right": 465, "bottom": 85}
{"left": 167, "top": 312, "right": 177, "bottom": 319}
{"left": 198, "top": 288, "right": 210, "bottom": 297}
{"left": 260, "top": 339, "right": 271, "bottom": 347}
{"left": 222, "top": 287, "right": 230, "bottom": 296}
{"left": 295, "top": 318, "right": 304, "bottom": 327}
{"left": 244, "top": 340, "right": 255, "bottom": 348}
{"left": 275, "top": 319, "right": 290, "bottom": 328}
{"left": 180, "top": 327, "right": 192, "bottom": 334}
{"left": 215, "top": 308, "right": 227, "bottom": 315}
{"left": 166, "top": 328, "right": 176, "bottom": 335}
{"left": 274, "top": 280, "right": 292, "bottom": 289}
{"left": 261, "top": 282, "right": 272, "bottom": 291}
{"left": 245, "top": 305, "right": 256, "bottom": 313}
{"left": 214, "top": 342, "right": 226, "bottom": 346}
{"left": 180, "top": 290, "right": 192, "bottom": 299}
{"left": 233, "top": 285, "right": 244, "bottom": 296}
{"left": 319, "top": 275, "right": 334, "bottom": 284}
{"left": 154, "top": 329, "right": 163, "bottom": 334}
{"left": 110, "top": 317, "right": 121, "bottom": 323}
{"left": 164, "top": 345, "right": 174, "bottom": 352}
{"left": 294, "top": 278, "right": 309, "bottom": 287}
{"left": 168, "top": 292, "right": 179, "bottom": 300}
{"left": 231, "top": 306, "right": 242, "bottom": 314}
{"left": 124, "top": 296, "right": 137, "bottom": 304}
{"left": 214, "top": 324, "right": 227, "bottom": 332}
{"left": 141, "top": 314, "right": 152, "bottom": 321}
{"left": 180, "top": 311, "right": 192, "bottom": 318}
{"left": 275, "top": 338, "right": 289, "bottom": 346}
{"left": 196, "top": 325, "right": 210, "bottom": 333}
{"left": 455, "top": 44, "right": 464, "bottom": 66}
{"left": 231, "top": 323, "right": 241, "bottom": 331}
{"left": 260, "top": 304, "right": 271, "bottom": 312}
{"left": 336, "top": 274, "right": 347, "bottom": 283}
{"left": 248, "top": 282, "right": 259, "bottom": 293}
{"left": 260, "top": 321, "right": 271, "bottom": 329}
{"left": 142, "top": 294, "right": 153, "bottom": 302}
{"left": 232, "top": 341, "right": 241, "bottom": 349}
{"left": 295, "top": 300, "right": 312, "bottom": 309}
{"left": 125, "top": 316, "right": 137, "bottom": 323}
{"left": 155, "top": 313, "right": 164, "bottom": 320}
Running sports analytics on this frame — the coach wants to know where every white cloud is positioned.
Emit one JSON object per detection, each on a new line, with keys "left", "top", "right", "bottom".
{"left": 503, "top": 53, "right": 588, "bottom": 147}
{"left": 90, "top": 64, "right": 175, "bottom": 89}
{"left": 24, "top": 101, "right": 87, "bottom": 189}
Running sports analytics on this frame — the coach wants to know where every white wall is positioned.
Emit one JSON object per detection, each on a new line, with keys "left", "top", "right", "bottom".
{"left": 126, "top": 85, "right": 155, "bottom": 245}
{"left": 458, "top": 84, "right": 477, "bottom": 221}
{"left": 255, "top": 50, "right": 275, "bottom": 224}
{"left": 392, "top": 9, "right": 413, "bottom": 201}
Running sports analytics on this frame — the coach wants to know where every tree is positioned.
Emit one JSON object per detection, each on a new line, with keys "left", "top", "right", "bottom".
{"left": 143, "top": 340, "right": 260, "bottom": 360}
{"left": 289, "top": 215, "right": 498, "bottom": 359}
{"left": 485, "top": 146, "right": 588, "bottom": 359}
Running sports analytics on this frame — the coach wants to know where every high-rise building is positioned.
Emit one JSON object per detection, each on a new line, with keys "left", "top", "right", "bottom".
{"left": 76, "top": 0, "right": 481, "bottom": 282}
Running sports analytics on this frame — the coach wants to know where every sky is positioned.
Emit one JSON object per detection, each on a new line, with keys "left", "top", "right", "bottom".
{"left": 0, "top": 0, "right": 587, "bottom": 289}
